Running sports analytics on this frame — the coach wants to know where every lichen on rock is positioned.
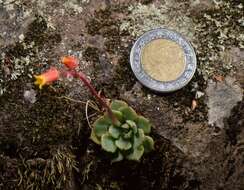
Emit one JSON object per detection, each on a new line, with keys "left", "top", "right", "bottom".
{"left": 120, "top": 2, "right": 195, "bottom": 40}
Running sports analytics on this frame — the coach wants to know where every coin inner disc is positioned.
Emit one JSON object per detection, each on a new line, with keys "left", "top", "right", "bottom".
{"left": 141, "top": 39, "right": 186, "bottom": 82}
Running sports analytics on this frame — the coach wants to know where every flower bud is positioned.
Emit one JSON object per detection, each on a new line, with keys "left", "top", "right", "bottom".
{"left": 61, "top": 56, "right": 78, "bottom": 70}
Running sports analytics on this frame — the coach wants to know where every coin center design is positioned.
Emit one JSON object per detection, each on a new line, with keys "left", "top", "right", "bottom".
{"left": 141, "top": 39, "right": 186, "bottom": 82}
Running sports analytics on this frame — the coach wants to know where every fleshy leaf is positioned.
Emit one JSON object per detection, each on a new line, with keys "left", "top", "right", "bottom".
{"left": 137, "top": 116, "right": 151, "bottom": 134}
{"left": 143, "top": 136, "right": 154, "bottom": 153}
{"left": 115, "top": 137, "right": 132, "bottom": 150}
{"left": 90, "top": 128, "right": 101, "bottom": 144}
{"left": 119, "top": 106, "right": 138, "bottom": 121}
{"left": 109, "top": 125, "right": 121, "bottom": 139}
{"left": 126, "top": 120, "right": 137, "bottom": 128}
{"left": 94, "top": 116, "right": 111, "bottom": 137}
{"left": 111, "top": 151, "right": 124, "bottom": 163}
{"left": 103, "top": 111, "right": 121, "bottom": 127}
{"left": 112, "top": 110, "right": 124, "bottom": 122}
{"left": 126, "top": 145, "right": 144, "bottom": 161}
{"left": 101, "top": 134, "right": 117, "bottom": 153}
{"left": 121, "top": 123, "right": 130, "bottom": 129}
{"left": 134, "top": 129, "right": 145, "bottom": 148}
{"left": 110, "top": 100, "right": 128, "bottom": 111}
{"left": 126, "top": 120, "right": 137, "bottom": 133}
{"left": 123, "top": 130, "right": 132, "bottom": 139}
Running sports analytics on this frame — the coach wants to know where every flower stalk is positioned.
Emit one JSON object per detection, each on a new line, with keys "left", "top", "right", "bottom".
{"left": 34, "top": 56, "right": 116, "bottom": 123}
{"left": 69, "top": 70, "right": 117, "bottom": 123}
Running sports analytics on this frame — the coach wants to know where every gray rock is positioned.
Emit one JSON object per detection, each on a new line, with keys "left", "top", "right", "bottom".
{"left": 206, "top": 77, "right": 242, "bottom": 128}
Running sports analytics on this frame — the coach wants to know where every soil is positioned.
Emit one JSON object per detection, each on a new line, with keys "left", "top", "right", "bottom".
{"left": 0, "top": 0, "right": 243, "bottom": 190}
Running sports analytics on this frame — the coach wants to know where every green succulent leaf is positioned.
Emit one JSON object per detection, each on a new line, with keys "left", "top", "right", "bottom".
{"left": 109, "top": 125, "right": 121, "bottom": 139}
{"left": 134, "top": 129, "right": 145, "bottom": 148}
{"left": 126, "top": 120, "right": 137, "bottom": 133}
{"left": 112, "top": 110, "right": 124, "bottom": 122}
{"left": 115, "top": 137, "right": 132, "bottom": 150}
{"left": 121, "top": 123, "right": 130, "bottom": 129}
{"left": 126, "top": 120, "right": 137, "bottom": 128}
{"left": 103, "top": 112, "right": 121, "bottom": 127}
{"left": 126, "top": 145, "right": 144, "bottom": 161}
{"left": 137, "top": 116, "right": 151, "bottom": 134}
{"left": 110, "top": 100, "right": 128, "bottom": 111}
{"left": 111, "top": 151, "right": 124, "bottom": 163}
{"left": 94, "top": 116, "right": 111, "bottom": 137}
{"left": 119, "top": 106, "right": 138, "bottom": 121}
{"left": 143, "top": 136, "right": 154, "bottom": 153}
{"left": 123, "top": 130, "right": 133, "bottom": 139}
{"left": 90, "top": 128, "right": 101, "bottom": 144}
{"left": 101, "top": 134, "right": 117, "bottom": 153}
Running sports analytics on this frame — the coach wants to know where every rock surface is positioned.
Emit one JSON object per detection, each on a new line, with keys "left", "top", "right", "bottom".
{"left": 207, "top": 77, "right": 243, "bottom": 128}
{"left": 0, "top": 0, "right": 243, "bottom": 190}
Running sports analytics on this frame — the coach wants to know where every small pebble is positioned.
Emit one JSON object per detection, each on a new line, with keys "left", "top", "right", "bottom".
{"left": 24, "top": 89, "right": 37, "bottom": 104}
{"left": 18, "top": 34, "right": 25, "bottom": 42}
{"left": 195, "top": 91, "right": 205, "bottom": 99}
{"left": 191, "top": 99, "right": 197, "bottom": 110}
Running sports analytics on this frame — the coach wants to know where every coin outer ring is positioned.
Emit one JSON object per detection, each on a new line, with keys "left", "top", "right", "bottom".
{"left": 130, "top": 28, "right": 197, "bottom": 93}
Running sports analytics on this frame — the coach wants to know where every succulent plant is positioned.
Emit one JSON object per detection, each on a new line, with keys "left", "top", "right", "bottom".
{"left": 90, "top": 100, "right": 154, "bottom": 162}
{"left": 34, "top": 57, "right": 154, "bottom": 162}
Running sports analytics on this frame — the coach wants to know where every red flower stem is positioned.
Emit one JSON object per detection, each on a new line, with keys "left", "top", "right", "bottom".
{"left": 71, "top": 71, "right": 116, "bottom": 123}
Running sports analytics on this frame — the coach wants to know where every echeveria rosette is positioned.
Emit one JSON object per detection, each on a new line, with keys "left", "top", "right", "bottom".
{"left": 90, "top": 100, "right": 154, "bottom": 162}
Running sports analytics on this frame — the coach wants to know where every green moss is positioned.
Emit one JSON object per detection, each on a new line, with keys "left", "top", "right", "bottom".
{"left": 0, "top": 78, "right": 87, "bottom": 189}
{"left": 16, "top": 146, "right": 77, "bottom": 190}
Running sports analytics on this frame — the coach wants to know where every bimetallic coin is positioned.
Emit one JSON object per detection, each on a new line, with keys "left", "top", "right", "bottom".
{"left": 130, "top": 28, "right": 197, "bottom": 93}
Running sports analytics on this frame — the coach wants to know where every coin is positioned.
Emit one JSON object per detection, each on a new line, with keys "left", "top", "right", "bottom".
{"left": 130, "top": 28, "right": 197, "bottom": 92}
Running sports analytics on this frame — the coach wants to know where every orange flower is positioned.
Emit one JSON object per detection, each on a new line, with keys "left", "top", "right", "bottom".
{"left": 34, "top": 67, "right": 60, "bottom": 89}
{"left": 61, "top": 56, "right": 78, "bottom": 70}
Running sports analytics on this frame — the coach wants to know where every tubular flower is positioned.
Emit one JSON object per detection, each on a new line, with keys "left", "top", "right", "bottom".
{"left": 61, "top": 56, "right": 78, "bottom": 70}
{"left": 34, "top": 67, "right": 60, "bottom": 89}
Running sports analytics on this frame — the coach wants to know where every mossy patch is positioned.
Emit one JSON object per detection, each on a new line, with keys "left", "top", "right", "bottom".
{"left": 0, "top": 147, "right": 78, "bottom": 190}
{"left": 0, "top": 77, "right": 89, "bottom": 189}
